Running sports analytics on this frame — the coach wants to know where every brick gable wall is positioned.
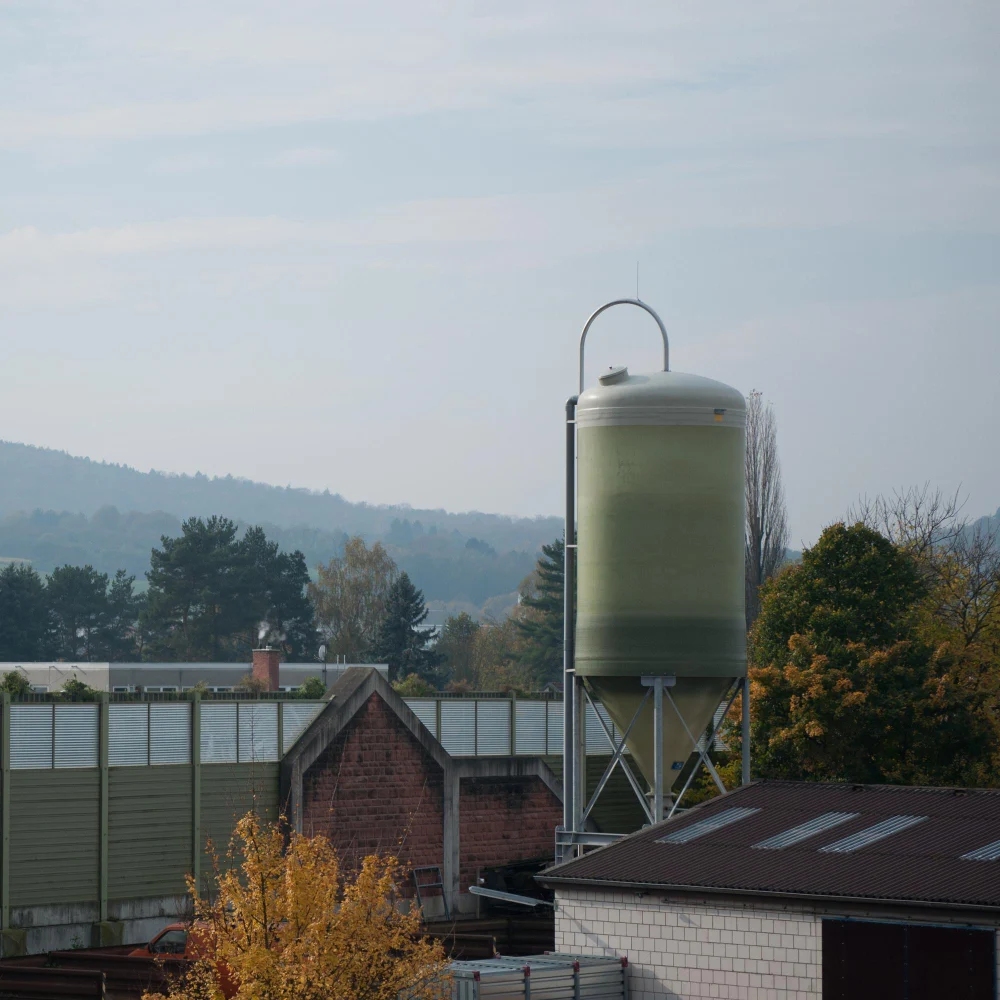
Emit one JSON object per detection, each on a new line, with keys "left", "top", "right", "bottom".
{"left": 301, "top": 692, "right": 445, "bottom": 886}
{"left": 459, "top": 776, "right": 562, "bottom": 891}
{"left": 299, "top": 689, "right": 564, "bottom": 910}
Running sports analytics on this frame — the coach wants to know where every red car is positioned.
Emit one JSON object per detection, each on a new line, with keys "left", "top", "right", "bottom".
{"left": 131, "top": 923, "right": 236, "bottom": 996}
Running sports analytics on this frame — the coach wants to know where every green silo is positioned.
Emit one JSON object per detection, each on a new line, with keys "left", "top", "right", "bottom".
{"left": 575, "top": 366, "right": 746, "bottom": 794}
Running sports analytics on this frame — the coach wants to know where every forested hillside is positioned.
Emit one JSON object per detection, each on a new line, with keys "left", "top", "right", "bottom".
{"left": 0, "top": 441, "right": 558, "bottom": 609}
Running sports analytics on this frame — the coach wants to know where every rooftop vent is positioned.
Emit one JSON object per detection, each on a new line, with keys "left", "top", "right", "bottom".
{"left": 657, "top": 807, "right": 761, "bottom": 845}
{"left": 752, "top": 811, "right": 859, "bottom": 851}
{"left": 819, "top": 815, "right": 927, "bottom": 854}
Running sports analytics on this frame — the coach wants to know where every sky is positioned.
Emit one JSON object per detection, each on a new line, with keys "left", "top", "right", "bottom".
{"left": 1, "top": 0, "right": 998, "bottom": 547}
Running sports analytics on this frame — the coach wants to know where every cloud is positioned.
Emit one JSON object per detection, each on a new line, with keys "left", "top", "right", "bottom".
{"left": 272, "top": 147, "right": 345, "bottom": 167}
{"left": 3, "top": 147, "right": 997, "bottom": 287}
{"left": 1, "top": 0, "right": 995, "bottom": 154}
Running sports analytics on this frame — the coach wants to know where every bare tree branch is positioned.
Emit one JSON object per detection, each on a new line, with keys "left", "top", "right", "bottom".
{"left": 847, "top": 484, "right": 1000, "bottom": 649}
{"left": 847, "top": 484, "right": 965, "bottom": 563}
{"left": 745, "top": 390, "right": 789, "bottom": 630}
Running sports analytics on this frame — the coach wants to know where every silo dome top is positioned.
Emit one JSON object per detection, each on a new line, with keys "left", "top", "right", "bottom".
{"left": 576, "top": 369, "right": 745, "bottom": 429}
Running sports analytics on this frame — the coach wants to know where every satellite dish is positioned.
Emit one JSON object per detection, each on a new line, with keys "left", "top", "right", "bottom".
{"left": 318, "top": 644, "right": 327, "bottom": 662}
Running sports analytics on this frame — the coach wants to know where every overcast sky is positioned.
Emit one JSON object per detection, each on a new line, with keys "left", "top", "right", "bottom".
{"left": 2, "top": 1, "right": 998, "bottom": 546}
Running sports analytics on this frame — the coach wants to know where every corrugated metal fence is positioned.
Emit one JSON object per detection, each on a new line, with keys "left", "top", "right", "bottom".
{"left": 404, "top": 696, "right": 627, "bottom": 757}
{"left": 0, "top": 691, "right": 635, "bottom": 943}
{"left": 6, "top": 700, "right": 325, "bottom": 770}
{"left": 7, "top": 695, "right": 624, "bottom": 773}
{"left": 0, "top": 696, "right": 326, "bottom": 938}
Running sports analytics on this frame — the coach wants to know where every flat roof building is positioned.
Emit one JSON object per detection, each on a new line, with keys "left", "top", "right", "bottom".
{"left": 0, "top": 661, "right": 386, "bottom": 693}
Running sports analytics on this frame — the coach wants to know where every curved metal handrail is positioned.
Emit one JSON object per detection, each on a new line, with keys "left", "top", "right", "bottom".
{"left": 578, "top": 298, "right": 669, "bottom": 393}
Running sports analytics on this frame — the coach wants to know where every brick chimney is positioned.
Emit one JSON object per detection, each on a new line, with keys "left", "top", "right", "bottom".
{"left": 252, "top": 647, "right": 281, "bottom": 692}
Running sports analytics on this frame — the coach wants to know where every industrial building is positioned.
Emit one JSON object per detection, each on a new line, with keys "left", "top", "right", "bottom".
{"left": 282, "top": 667, "right": 567, "bottom": 917}
{"left": 541, "top": 780, "right": 1000, "bottom": 999}
{"left": 0, "top": 660, "right": 638, "bottom": 956}
{"left": 0, "top": 660, "right": 385, "bottom": 693}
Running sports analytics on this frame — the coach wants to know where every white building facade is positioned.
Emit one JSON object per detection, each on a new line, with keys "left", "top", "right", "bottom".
{"left": 556, "top": 888, "right": 822, "bottom": 999}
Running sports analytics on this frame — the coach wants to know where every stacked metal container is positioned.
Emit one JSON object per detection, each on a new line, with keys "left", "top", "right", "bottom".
{"left": 447, "top": 953, "right": 628, "bottom": 999}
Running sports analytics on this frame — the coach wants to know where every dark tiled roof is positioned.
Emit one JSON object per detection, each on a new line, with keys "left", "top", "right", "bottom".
{"left": 540, "top": 781, "right": 1000, "bottom": 911}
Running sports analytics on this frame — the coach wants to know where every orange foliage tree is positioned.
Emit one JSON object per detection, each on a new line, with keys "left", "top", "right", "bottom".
{"left": 144, "top": 810, "right": 449, "bottom": 1000}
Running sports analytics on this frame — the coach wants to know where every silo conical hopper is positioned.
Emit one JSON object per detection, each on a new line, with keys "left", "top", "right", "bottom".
{"left": 575, "top": 366, "right": 746, "bottom": 798}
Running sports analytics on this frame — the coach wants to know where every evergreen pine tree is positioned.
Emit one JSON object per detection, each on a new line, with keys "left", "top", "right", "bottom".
{"left": 0, "top": 563, "right": 49, "bottom": 660}
{"left": 372, "top": 572, "right": 443, "bottom": 684}
{"left": 515, "top": 538, "right": 565, "bottom": 685}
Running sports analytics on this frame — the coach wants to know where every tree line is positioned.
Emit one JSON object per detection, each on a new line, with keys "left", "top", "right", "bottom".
{"left": 0, "top": 507, "right": 540, "bottom": 609}
{"left": 0, "top": 508, "right": 555, "bottom": 691}
{"left": 0, "top": 517, "right": 315, "bottom": 665}
{"left": 0, "top": 517, "right": 463, "bottom": 687}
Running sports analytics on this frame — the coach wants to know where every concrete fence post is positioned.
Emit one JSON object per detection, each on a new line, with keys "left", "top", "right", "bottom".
{"left": 442, "top": 767, "right": 460, "bottom": 914}
{"left": 98, "top": 693, "right": 109, "bottom": 923}
{"left": 92, "top": 691, "right": 124, "bottom": 948}
{"left": 191, "top": 693, "right": 201, "bottom": 891}
{"left": 1, "top": 691, "right": 10, "bottom": 935}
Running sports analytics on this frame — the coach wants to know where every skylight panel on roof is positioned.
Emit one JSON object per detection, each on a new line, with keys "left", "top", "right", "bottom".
{"left": 752, "top": 811, "right": 860, "bottom": 850}
{"left": 819, "top": 815, "right": 927, "bottom": 853}
{"left": 657, "top": 807, "right": 761, "bottom": 845}
{"left": 961, "top": 840, "right": 1000, "bottom": 862}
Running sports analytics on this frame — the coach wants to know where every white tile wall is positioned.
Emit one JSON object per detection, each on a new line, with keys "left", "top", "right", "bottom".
{"left": 554, "top": 887, "right": 822, "bottom": 1000}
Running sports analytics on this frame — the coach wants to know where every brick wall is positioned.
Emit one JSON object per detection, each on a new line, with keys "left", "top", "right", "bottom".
{"left": 459, "top": 776, "right": 562, "bottom": 890}
{"left": 555, "top": 887, "right": 821, "bottom": 1000}
{"left": 301, "top": 693, "right": 445, "bottom": 886}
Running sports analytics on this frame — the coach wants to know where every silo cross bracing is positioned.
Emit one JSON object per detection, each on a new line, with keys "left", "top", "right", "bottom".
{"left": 567, "top": 299, "right": 747, "bottom": 827}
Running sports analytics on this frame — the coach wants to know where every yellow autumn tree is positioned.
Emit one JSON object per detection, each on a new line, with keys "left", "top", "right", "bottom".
{"left": 144, "top": 810, "right": 450, "bottom": 1000}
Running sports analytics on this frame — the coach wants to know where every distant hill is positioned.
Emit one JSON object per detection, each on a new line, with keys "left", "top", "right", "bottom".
{"left": 0, "top": 441, "right": 562, "bottom": 611}
{"left": 969, "top": 507, "right": 1000, "bottom": 539}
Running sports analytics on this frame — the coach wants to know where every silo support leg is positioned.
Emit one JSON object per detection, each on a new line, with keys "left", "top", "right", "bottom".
{"left": 640, "top": 676, "right": 676, "bottom": 824}
{"left": 573, "top": 675, "right": 587, "bottom": 837}
{"left": 741, "top": 675, "right": 751, "bottom": 786}
{"left": 652, "top": 678, "right": 664, "bottom": 823}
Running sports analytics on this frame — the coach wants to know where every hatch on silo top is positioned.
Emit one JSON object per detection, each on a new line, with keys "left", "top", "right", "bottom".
{"left": 598, "top": 365, "right": 629, "bottom": 385}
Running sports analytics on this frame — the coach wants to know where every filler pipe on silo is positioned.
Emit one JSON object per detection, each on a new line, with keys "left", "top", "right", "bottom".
{"left": 578, "top": 298, "right": 669, "bottom": 393}
{"left": 562, "top": 394, "right": 578, "bottom": 834}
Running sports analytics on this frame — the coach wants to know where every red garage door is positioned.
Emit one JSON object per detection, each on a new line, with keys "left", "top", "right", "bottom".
{"left": 822, "top": 919, "right": 994, "bottom": 999}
